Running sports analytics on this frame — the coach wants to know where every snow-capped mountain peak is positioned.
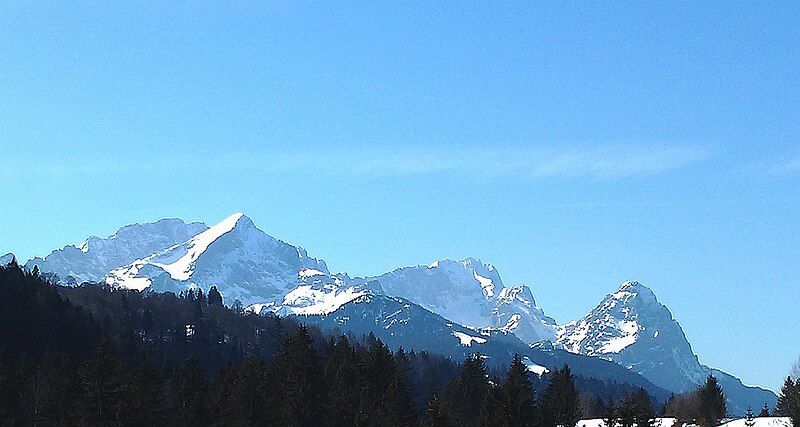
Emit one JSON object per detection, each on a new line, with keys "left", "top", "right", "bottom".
{"left": 360, "top": 257, "right": 558, "bottom": 343}
{"left": 150, "top": 212, "right": 246, "bottom": 281}
{"left": 556, "top": 280, "right": 708, "bottom": 391}
{"left": 104, "top": 212, "right": 328, "bottom": 306}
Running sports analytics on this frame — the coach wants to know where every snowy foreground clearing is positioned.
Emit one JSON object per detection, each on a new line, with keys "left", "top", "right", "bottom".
{"left": 577, "top": 417, "right": 791, "bottom": 427}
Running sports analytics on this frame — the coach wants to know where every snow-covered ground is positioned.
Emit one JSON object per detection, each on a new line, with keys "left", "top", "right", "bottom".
{"left": 577, "top": 417, "right": 791, "bottom": 427}
{"left": 719, "top": 417, "right": 792, "bottom": 427}
{"left": 578, "top": 418, "right": 676, "bottom": 427}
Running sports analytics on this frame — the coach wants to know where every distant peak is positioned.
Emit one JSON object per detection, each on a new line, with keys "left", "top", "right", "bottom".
{"left": 0, "top": 253, "right": 16, "bottom": 266}
{"left": 613, "top": 280, "right": 658, "bottom": 303}
{"left": 227, "top": 212, "right": 246, "bottom": 222}
{"left": 618, "top": 280, "right": 643, "bottom": 290}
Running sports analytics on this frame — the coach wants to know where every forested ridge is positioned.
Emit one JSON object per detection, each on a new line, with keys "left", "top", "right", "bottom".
{"left": 1, "top": 262, "right": 796, "bottom": 426}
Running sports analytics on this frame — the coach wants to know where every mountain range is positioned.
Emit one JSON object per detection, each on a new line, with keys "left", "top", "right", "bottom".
{"left": 6, "top": 212, "right": 777, "bottom": 414}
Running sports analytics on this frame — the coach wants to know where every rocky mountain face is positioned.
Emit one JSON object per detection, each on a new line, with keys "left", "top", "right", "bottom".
{"left": 361, "top": 258, "right": 558, "bottom": 343}
{"left": 555, "top": 281, "right": 776, "bottom": 414}
{"left": 25, "top": 218, "right": 207, "bottom": 284}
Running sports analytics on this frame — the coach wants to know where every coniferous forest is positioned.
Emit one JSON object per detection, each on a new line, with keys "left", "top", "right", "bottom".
{"left": 1, "top": 262, "right": 797, "bottom": 426}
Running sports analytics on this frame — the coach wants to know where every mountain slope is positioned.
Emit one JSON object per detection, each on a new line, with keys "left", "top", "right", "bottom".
{"left": 25, "top": 218, "right": 207, "bottom": 283}
{"left": 104, "top": 213, "right": 328, "bottom": 306}
{"left": 556, "top": 281, "right": 777, "bottom": 414}
{"left": 362, "top": 258, "right": 558, "bottom": 343}
{"left": 296, "top": 291, "right": 672, "bottom": 403}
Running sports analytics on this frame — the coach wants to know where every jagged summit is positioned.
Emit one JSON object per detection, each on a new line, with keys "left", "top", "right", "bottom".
{"left": 363, "top": 257, "right": 558, "bottom": 342}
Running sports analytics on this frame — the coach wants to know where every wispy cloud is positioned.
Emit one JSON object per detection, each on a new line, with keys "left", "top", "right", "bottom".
{"left": 740, "top": 153, "right": 800, "bottom": 178}
{"left": 210, "top": 143, "right": 709, "bottom": 179}
{"left": 3, "top": 143, "right": 709, "bottom": 180}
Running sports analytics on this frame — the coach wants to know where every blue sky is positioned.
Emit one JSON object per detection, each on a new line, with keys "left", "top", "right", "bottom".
{"left": 1, "top": 2, "right": 798, "bottom": 391}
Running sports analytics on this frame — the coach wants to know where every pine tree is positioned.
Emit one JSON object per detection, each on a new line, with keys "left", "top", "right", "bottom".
{"left": 274, "top": 325, "right": 322, "bottom": 425}
{"left": 477, "top": 384, "right": 506, "bottom": 427}
{"left": 386, "top": 347, "right": 416, "bottom": 426}
{"left": 603, "top": 399, "right": 618, "bottom": 427}
{"left": 697, "top": 375, "right": 727, "bottom": 427}
{"left": 759, "top": 403, "right": 771, "bottom": 417}
{"left": 499, "top": 354, "right": 536, "bottom": 426}
{"left": 79, "top": 337, "right": 124, "bottom": 425}
{"left": 618, "top": 394, "right": 636, "bottom": 427}
{"left": 227, "top": 357, "right": 275, "bottom": 425}
{"left": 423, "top": 393, "right": 452, "bottom": 427}
{"left": 322, "top": 336, "right": 361, "bottom": 425}
{"left": 172, "top": 356, "right": 210, "bottom": 425}
{"left": 448, "top": 354, "right": 490, "bottom": 424}
{"left": 207, "top": 285, "right": 223, "bottom": 306}
{"left": 541, "top": 364, "right": 580, "bottom": 427}
{"left": 632, "top": 388, "right": 655, "bottom": 427}
{"left": 209, "top": 362, "right": 238, "bottom": 424}
{"left": 121, "top": 352, "right": 163, "bottom": 424}
{"left": 776, "top": 376, "right": 799, "bottom": 427}
{"left": 744, "top": 407, "right": 756, "bottom": 427}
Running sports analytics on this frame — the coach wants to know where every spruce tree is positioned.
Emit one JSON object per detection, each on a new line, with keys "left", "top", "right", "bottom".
{"left": 603, "top": 399, "right": 618, "bottom": 427}
{"left": 172, "top": 356, "right": 209, "bottom": 425}
{"left": 322, "top": 336, "right": 362, "bottom": 425}
{"left": 79, "top": 337, "right": 124, "bottom": 425}
{"left": 744, "top": 407, "right": 756, "bottom": 427}
{"left": 541, "top": 364, "right": 580, "bottom": 427}
{"left": 759, "top": 403, "right": 771, "bottom": 417}
{"left": 207, "top": 285, "right": 223, "bottom": 306}
{"left": 386, "top": 347, "right": 416, "bottom": 426}
{"left": 423, "top": 393, "right": 452, "bottom": 427}
{"left": 499, "top": 354, "right": 536, "bottom": 426}
{"left": 449, "top": 354, "right": 490, "bottom": 424}
{"left": 274, "top": 325, "right": 322, "bottom": 425}
{"left": 697, "top": 375, "right": 726, "bottom": 427}
{"left": 617, "top": 394, "right": 636, "bottom": 427}
{"left": 122, "top": 352, "right": 163, "bottom": 424}
{"left": 632, "top": 388, "right": 655, "bottom": 427}
{"left": 776, "top": 376, "right": 799, "bottom": 427}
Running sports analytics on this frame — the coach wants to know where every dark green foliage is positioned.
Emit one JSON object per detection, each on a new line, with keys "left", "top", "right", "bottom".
{"left": 498, "top": 354, "right": 537, "bottom": 426}
{"left": 80, "top": 337, "right": 125, "bottom": 424}
{"left": 0, "top": 262, "right": 677, "bottom": 426}
{"left": 776, "top": 376, "right": 800, "bottom": 427}
{"left": 274, "top": 325, "right": 322, "bottom": 425}
{"left": 208, "top": 285, "right": 223, "bottom": 306}
{"left": 171, "top": 356, "right": 210, "bottom": 425}
{"left": 759, "top": 403, "right": 771, "bottom": 417}
{"left": 448, "top": 353, "right": 490, "bottom": 424}
{"left": 697, "top": 375, "right": 727, "bottom": 427}
{"left": 423, "top": 393, "right": 452, "bottom": 427}
{"left": 541, "top": 364, "right": 581, "bottom": 427}
{"left": 121, "top": 351, "right": 163, "bottom": 424}
{"left": 631, "top": 388, "right": 655, "bottom": 427}
{"left": 603, "top": 398, "right": 617, "bottom": 427}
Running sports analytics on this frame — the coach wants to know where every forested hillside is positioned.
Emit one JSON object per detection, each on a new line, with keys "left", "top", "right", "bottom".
{"left": 0, "top": 263, "right": 720, "bottom": 426}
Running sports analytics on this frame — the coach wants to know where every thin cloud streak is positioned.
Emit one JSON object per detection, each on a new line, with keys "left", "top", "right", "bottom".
{"left": 3, "top": 143, "right": 709, "bottom": 180}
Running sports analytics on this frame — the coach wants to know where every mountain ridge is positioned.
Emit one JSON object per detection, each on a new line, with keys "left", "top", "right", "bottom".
{"left": 18, "top": 211, "right": 778, "bottom": 413}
